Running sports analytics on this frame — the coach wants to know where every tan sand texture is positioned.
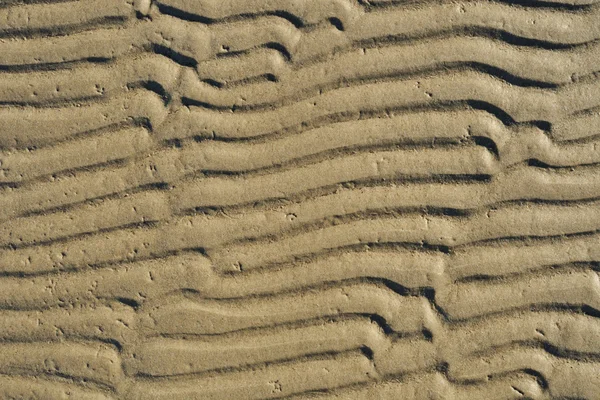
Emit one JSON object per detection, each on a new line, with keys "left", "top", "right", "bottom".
{"left": 1, "top": 0, "right": 600, "bottom": 398}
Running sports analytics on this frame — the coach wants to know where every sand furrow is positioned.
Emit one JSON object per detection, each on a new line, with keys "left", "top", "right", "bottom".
{"left": 450, "top": 347, "right": 600, "bottom": 398}
{"left": 149, "top": 99, "right": 600, "bottom": 144}
{"left": 0, "top": 302, "right": 589, "bottom": 399}
{"left": 145, "top": 283, "right": 432, "bottom": 335}
{"left": 126, "top": 351, "right": 377, "bottom": 400}
{"left": 2, "top": 112, "right": 600, "bottom": 224}
{"left": 0, "top": 227, "right": 600, "bottom": 309}
{"left": 3, "top": 3, "right": 600, "bottom": 69}
{"left": 3, "top": 272, "right": 596, "bottom": 372}
{"left": 181, "top": 70, "right": 597, "bottom": 123}
{"left": 154, "top": 0, "right": 363, "bottom": 26}
{"left": 129, "top": 321, "right": 433, "bottom": 377}
{"left": 207, "top": 202, "right": 600, "bottom": 271}
{"left": 169, "top": 70, "right": 600, "bottom": 127}
{"left": 169, "top": 143, "right": 600, "bottom": 210}
{"left": 446, "top": 233, "right": 600, "bottom": 281}
{"left": 295, "top": 372, "right": 545, "bottom": 400}
{"left": 5, "top": 41, "right": 600, "bottom": 107}
{"left": 0, "top": 90, "right": 593, "bottom": 166}
{"left": 0, "top": 91, "right": 166, "bottom": 150}
{"left": 0, "top": 191, "right": 172, "bottom": 247}
{"left": 142, "top": 268, "right": 600, "bottom": 336}
{"left": 3, "top": 53, "right": 600, "bottom": 120}
{"left": 0, "top": 190, "right": 171, "bottom": 247}
{"left": 0, "top": 277, "right": 597, "bottom": 385}
{"left": 131, "top": 311, "right": 600, "bottom": 377}
{"left": 0, "top": 15, "right": 210, "bottom": 67}
{"left": 0, "top": 107, "right": 470, "bottom": 183}
{"left": 0, "top": 161, "right": 175, "bottom": 223}
{"left": 188, "top": 44, "right": 600, "bottom": 108}
{"left": 158, "top": 0, "right": 598, "bottom": 26}
{"left": 0, "top": 54, "right": 180, "bottom": 105}
{"left": 127, "top": 367, "right": 547, "bottom": 400}
{"left": 3, "top": 104, "right": 594, "bottom": 186}
{"left": 3, "top": 196, "right": 600, "bottom": 275}
{"left": 442, "top": 311, "right": 600, "bottom": 357}
{"left": 158, "top": 0, "right": 600, "bottom": 48}
{"left": 145, "top": 270, "right": 600, "bottom": 334}
{"left": 0, "top": 375, "right": 116, "bottom": 400}
{"left": 2, "top": 104, "right": 599, "bottom": 189}
{"left": 197, "top": 36, "right": 600, "bottom": 87}
{"left": 439, "top": 269, "right": 600, "bottom": 320}
{"left": 1, "top": 145, "right": 493, "bottom": 222}
{"left": 171, "top": 146, "right": 496, "bottom": 209}
{"left": 0, "top": 304, "right": 135, "bottom": 344}
{"left": 0, "top": 126, "right": 152, "bottom": 183}
{"left": 4, "top": 163, "right": 600, "bottom": 249}
{"left": 0, "top": 342, "right": 123, "bottom": 389}
{"left": 0, "top": 231, "right": 598, "bottom": 309}
{"left": 0, "top": 0, "right": 133, "bottom": 35}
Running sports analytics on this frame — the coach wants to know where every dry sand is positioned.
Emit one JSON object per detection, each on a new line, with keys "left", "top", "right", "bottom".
{"left": 0, "top": 0, "right": 599, "bottom": 398}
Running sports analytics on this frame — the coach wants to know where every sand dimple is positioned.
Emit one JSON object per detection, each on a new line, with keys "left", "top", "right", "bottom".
{"left": 1, "top": 0, "right": 600, "bottom": 398}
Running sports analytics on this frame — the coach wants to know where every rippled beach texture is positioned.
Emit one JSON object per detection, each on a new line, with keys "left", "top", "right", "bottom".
{"left": 0, "top": 0, "right": 599, "bottom": 398}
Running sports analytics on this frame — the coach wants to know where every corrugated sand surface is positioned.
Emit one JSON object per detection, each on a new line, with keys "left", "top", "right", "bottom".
{"left": 0, "top": 0, "right": 600, "bottom": 398}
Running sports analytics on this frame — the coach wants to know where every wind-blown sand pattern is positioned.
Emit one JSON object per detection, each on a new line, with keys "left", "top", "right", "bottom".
{"left": 1, "top": 0, "right": 600, "bottom": 398}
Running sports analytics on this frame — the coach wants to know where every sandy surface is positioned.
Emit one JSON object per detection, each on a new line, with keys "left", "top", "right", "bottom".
{"left": 0, "top": 0, "right": 599, "bottom": 398}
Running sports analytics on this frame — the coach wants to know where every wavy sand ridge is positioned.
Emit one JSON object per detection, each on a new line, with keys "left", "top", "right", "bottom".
{"left": 0, "top": 0, "right": 599, "bottom": 398}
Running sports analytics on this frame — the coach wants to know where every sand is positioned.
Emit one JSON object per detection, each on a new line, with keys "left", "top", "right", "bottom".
{"left": 0, "top": 0, "right": 599, "bottom": 398}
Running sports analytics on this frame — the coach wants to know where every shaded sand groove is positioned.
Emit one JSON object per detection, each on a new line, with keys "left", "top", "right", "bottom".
{"left": 1, "top": 0, "right": 600, "bottom": 398}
